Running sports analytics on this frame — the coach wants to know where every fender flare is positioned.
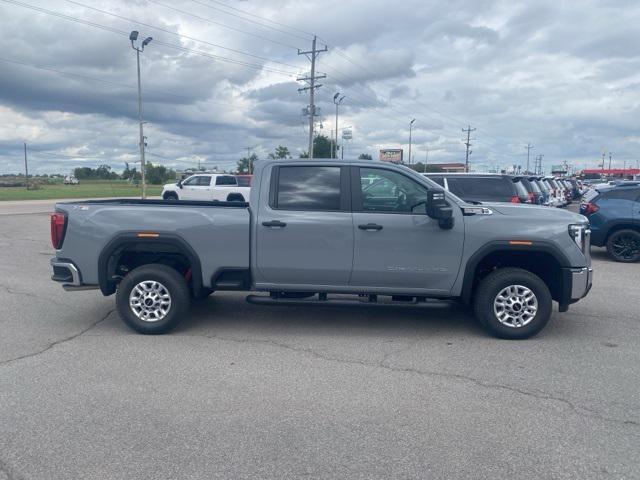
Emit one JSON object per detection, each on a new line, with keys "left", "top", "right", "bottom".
{"left": 98, "top": 232, "right": 203, "bottom": 296}
{"left": 460, "top": 240, "right": 571, "bottom": 304}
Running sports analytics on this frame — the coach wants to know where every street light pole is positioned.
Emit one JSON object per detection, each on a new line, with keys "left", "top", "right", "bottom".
{"left": 408, "top": 118, "right": 415, "bottom": 165}
{"left": 333, "top": 93, "right": 344, "bottom": 159}
{"left": 130, "top": 31, "right": 152, "bottom": 199}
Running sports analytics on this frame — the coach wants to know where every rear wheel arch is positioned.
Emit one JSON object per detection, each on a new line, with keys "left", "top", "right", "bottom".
{"left": 98, "top": 233, "right": 204, "bottom": 297}
{"left": 226, "top": 193, "right": 245, "bottom": 202}
{"left": 603, "top": 222, "right": 640, "bottom": 244}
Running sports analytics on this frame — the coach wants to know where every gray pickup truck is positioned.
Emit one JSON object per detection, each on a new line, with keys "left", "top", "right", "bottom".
{"left": 50, "top": 158, "right": 592, "bottom": 339}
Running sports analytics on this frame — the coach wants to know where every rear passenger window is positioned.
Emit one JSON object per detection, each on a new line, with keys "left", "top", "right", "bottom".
{"left": 603, "top": 188, "right": 640, "bottom": 201}
{"left": 447, "top": 177, "right": 511, "bottom": 198}
{"left": 275, "top": 166, "right": 342, "bottom": 211}
{"left": 216, "top": 175, "right": 237, "bottom": 186}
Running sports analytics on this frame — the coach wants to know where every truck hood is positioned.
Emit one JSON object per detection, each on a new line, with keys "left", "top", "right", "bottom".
{"left": 162, "top": 182, "right": 178, "bottom": 190}
{"left": 482, "top": 203, "right": 588, "bottom": 224}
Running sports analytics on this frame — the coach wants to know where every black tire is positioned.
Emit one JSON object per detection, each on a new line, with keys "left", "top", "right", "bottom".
{"left": 606, "top": 229, "right": 640, "bottom": 263}
{"left": 116, "top": 264, "right": 191, "bottom": 334}
{"left": 163, "top": 192, "right": 179, "bottom": 201}
{"left": 226, "top": 193, "right": 245, "bottom": 202}
{"left": 473, "top": 267, "right": 552, "bottom": 340}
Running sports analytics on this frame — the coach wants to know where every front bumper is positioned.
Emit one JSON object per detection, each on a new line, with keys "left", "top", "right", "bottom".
{"left": 569, "top": 267, "right": 593, "bottom": 300}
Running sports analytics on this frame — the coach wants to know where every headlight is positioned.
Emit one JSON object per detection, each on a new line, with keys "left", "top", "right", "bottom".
{"left": 568, "top": 224, "right": 590, "bottom": 252}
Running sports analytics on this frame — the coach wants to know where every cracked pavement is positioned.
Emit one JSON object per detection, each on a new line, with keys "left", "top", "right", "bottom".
{"left": 0, "top": 204, "right": 639, "bottom": 479}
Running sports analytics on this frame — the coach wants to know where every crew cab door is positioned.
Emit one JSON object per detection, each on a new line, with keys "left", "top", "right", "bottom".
{"left": 181, "top": 175, "right": 211, "bottom": 200}
{"left": 350, "top": 166, "right": 464, "bottom": 293}
{"left": 212, "top": 175, "right": 239, "bottom": 201}
{"left": 255, "top": 165, "right": 353, "bottom": 286}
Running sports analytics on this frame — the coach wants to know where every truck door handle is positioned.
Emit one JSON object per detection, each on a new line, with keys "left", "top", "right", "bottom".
{"left": 262, "top": 220, "right": 287, "bottom": 228}
{"left": 358, "top": 223, "right": 383, "bottom": 231}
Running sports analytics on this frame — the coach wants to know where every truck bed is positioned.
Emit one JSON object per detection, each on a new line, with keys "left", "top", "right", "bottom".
{"left": 53, "top": 198, "right": 251, "bottom": 290}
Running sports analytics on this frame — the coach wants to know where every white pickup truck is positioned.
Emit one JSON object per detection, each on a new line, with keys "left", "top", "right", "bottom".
{"left": 161, "top": 174, "right": 251, "bottom": 202}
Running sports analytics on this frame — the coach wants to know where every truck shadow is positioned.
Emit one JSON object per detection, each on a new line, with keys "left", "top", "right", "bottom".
{"left": 178, "top": 292, "right": 486, "bottom": 338}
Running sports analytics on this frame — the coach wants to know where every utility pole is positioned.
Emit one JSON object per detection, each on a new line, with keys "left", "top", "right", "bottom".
{"left": 23, "top": 142, "right": 29, "bottom": 190}
{"left": 332, "top": 93, "right": 344, "bottom": 159}
{"left": 535, "top": 154, "right": 544, "bottom": 175}
{"left": 408, "top": 119, "right": 416, "bottom": 165}
{"left": 298, "top": 36, "right": 327, "bottom": 159}
{"left": 130, "top": 31, "right": 152, "bottom": 199}
{"left": 601, "top": 151, "right": 606, "bottom": 173}
{"left": 524, "top": 143, "right": 534, "bottom": 174}
{"left": 462, "top": 125, "right": 476, "bottom": 172}
{"left": 608, "top": 152, "right": 613, "bottom": 172}
{"left": 245, "top": 146, "right": 254, "bottom": 174}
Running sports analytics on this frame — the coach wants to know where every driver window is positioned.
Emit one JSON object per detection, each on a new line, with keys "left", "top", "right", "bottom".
{"left": 182, "top": 176, "right": 198, "bottom": 186}
{"left": 360, "top": 168, "right": 428, "bottom": 213}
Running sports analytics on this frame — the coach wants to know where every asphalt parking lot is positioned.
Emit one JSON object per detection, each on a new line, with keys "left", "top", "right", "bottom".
{"left": 0, "top": 202, "right": 639, "bottom": 480}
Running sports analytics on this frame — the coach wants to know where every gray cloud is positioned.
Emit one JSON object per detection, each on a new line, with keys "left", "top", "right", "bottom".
{"left": 0, "top": 0, "right": 639, "bottom": 175}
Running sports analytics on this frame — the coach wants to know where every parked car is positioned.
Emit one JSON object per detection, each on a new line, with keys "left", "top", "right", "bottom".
{"left": 422, "top": 173, "right": 531, "bottom": 204}
{"left": 580, "top": 184, "right": 640, "bottom": 262}
{"left": 50, "top": 159, "right": 592, "bottom": 340}
{"left": 516, "top": 176, "right": 544, "bottom": 205}
{"left": 235, "top": 175, "right": 253, "bottom": 187}
{"left": 532, "top": 177, "right": 554, "bottom": 206}
{"left": 162, "top": 173, "right": 250, "bottom": 202}
{"left": 63, "top": 175, "right": 79, "bottom": 185}
{"left": 544, "top": 178, "right": 567, "bottom": 207}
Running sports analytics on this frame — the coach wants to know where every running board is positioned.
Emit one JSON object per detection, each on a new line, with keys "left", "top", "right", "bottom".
{"left": 246, "top": 294, "right": 450, "bottom": 308}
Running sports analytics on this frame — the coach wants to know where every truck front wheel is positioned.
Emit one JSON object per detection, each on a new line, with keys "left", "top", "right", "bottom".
{"left": 473, "top": 267, "right": 552, "bottom": 339}
{"left": 163, "top": 192, "right": 178, "bottom": 201}
{"left": 116, "top": 264, "right": 191, "bottom": 334}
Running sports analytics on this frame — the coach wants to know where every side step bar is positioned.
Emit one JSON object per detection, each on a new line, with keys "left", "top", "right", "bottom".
{"left": 246, "top": 293, "right": 449, "bottom": 308}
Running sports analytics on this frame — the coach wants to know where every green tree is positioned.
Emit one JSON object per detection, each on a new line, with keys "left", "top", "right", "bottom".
{"left": 143, "top": 162, "right": 176, "bottom": 184}
{"left": 268, "top": 146, "right": 291, "bottom": 159}
{"left": 237, "top": 153, "right": 258, "bottom": 174}
{"left": 299, "top": 136, "right": 336, "bottom": 158}
{"left": 358, "top": 153, "right": 373, "bottom": 160}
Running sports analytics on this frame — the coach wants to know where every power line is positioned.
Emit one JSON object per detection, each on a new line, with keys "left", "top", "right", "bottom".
{"left": 188, "top": 0, "right": 311, "bottom": 42}
{"left": 201, "top": 0, "right": 314, "bottom": 39}
{"left": 146, "top": 0, "right": 300, "bottom": 50}
{"left": 0, "top": 56, "right": 252, "bottom": 110}
{"left": 61, "top": 0, "right": 301, "bottom": 72}
{"left": 0, "top": 0, "right": 297, "bottom": 77}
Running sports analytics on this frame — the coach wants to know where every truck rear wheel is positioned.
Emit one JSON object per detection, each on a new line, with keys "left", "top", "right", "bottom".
{"left": 473, "top": 267, "right": 552, "bottom": 339}
{"left": 116, "top": 264, "right": 191, "bottom": 334}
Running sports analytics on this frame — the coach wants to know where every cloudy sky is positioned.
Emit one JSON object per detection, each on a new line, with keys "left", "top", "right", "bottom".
{"left": 0, "top": 0, "right": 639, "bottom": 174}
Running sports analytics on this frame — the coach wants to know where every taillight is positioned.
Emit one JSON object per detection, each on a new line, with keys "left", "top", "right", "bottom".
{"left": 510, "top": 195, "right": 521, "bottom": 203}
{"left": 583, "top": 202, "right": 599, "bottom": 215}
{"left": 50, "top": 213, "right": 67, "bottom": 249}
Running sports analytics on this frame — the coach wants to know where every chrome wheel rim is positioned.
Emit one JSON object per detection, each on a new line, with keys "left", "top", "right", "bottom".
{"left": 493, "top": 284, "right": 538, "bottom": 328}
{"left": 129, "top": 280, "right": 172, "bottom": 322}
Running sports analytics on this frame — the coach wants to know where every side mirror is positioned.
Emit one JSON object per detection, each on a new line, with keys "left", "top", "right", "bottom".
{"left": 177, "top": 180, "right": 183, "bottom": 189}
{"left": 427, "top": 189, "right": 454, "bottom": 229}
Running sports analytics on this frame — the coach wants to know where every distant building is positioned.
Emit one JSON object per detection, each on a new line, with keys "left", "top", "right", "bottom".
{"left": 429, "top": 162, "right": 466, "bottom": 172}
{"left": 582, "top": 168, "right": 640, "bottom": 179}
